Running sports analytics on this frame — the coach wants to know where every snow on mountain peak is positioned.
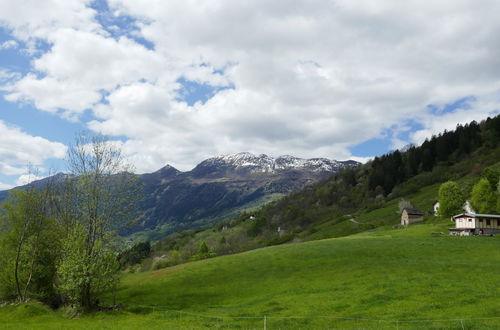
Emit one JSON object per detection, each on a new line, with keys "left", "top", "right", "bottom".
{"left": 205, "top": 152, "right": 356, "bottom": 173}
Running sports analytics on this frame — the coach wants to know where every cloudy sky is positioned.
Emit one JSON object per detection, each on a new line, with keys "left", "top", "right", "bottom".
{"left": 1, "top": 0, "right": 500, "bottom": 189}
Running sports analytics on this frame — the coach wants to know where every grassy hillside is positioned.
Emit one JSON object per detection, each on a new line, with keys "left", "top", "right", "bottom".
{"left": 141, "top": 147, "right": 500, "bottom": 271}
{"left": 2, "top": 221, "right": 500, "bottom": 329}
{"left": 142, "top": 112, "right": 500, "bottom": 267}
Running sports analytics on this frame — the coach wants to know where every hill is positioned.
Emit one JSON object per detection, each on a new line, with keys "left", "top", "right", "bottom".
{"left": 143, "top": 115, "right": 500, "bottom": 268}
{"left": 1, "top": 222, "right": 499, "bottom": 328}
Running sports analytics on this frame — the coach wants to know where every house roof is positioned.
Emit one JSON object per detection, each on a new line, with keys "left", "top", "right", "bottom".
{"left": 403, "top": 208, "right": 424, "bottom": 216}
{"left": 452, "top": 213, "right": 500, "bottom": 220}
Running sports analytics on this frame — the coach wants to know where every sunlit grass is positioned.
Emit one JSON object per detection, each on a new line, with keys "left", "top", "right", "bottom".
{"left": 3, "top": 222, "right": 498, "bottom": 329}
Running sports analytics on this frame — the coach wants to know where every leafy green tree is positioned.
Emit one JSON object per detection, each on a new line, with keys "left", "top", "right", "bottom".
{"left": 438, "top": 181, "right": 465, "bottom": 217}
{"left": 198, "top": 241, "right": 209, "bottom": 254}
{"left": 187, "top": 241, "right": 216, "bottom": 262}
{"left": 470, "top": 178, "right": 496, "bottom": 214}
{"left": 57, "top": 224, "right": 119, "bottom": 307}
{"left": 0, "top": 185, "right": 59, "bottom": 304}
{"left": 118, "top": 242, "right": 151, "bottom": 268}
{"left": 57, "top": 133, "right": 140, "bottom": 310}
{"left": 482, "top": 168, "right": 500, "bottom": 191}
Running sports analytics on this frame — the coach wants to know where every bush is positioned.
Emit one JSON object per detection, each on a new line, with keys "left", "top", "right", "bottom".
{"left": 151, "top": 250, "right": 183, "bottom": 270}
{"left": 189, "top": 252, "right": 217, "bottom": 261}
{"left": 247, "top": 216, "right": 267, "bottom": 237}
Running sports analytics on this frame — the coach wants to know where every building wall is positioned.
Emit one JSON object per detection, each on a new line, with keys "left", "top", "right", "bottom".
{"left": 433, "top": 202, "right": 439, "bottom": 216}
{"left": 455, "top": 216, "right": 476, "bottom": 229}
{"left": 480, "top": 228, "right": 500, "bottom": 235}
{"left": 401, "top": 211, "right": 408, "bottom": 225}
{"left": 401, "top": 210, "right": 423, "bottom": 225}
{"left": 476, "top": 218, "right": 500, "bottom": 229}
{"left": 408, "top": 215, "right": 423, "bottom": 224}
{"left": 455, "top": 216, "right": 500, "bottom": 229}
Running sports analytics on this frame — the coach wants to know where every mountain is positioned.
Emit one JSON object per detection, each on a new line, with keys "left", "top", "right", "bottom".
{"left": 0, "top": 153, "right": 358, "bottom": 240}
{"left": 133, "top": 153, "right": 357, "bottom": 239}
{"left": 0, "top": 172, "right": 69, "bottom": 202}
{"left": 189, "top": 152, "right": 356, "bottom": 177}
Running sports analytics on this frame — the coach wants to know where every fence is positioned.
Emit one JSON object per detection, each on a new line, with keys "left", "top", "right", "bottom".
{"left": 128, "top": 304, "right": 500, "bottom": 329}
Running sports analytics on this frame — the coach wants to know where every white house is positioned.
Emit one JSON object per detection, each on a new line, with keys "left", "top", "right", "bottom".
{"left": 449, "top": 213, "right": 500, "bottom": 236}
{"left": 433, "top": 201, "right": 439, "bottom": 216}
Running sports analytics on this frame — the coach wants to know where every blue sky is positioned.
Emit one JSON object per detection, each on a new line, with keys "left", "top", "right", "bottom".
{"left": 1, "top": 0, "right": 500, "bottom": 189}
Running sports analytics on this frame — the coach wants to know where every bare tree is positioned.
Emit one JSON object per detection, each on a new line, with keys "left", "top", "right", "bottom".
{"left": 57, "top": 133, "right": 141, "bottom": 310}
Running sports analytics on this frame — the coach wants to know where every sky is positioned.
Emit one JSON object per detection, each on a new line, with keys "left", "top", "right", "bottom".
{"left": 1, "top": 0, "right": 500, "bottom": 189}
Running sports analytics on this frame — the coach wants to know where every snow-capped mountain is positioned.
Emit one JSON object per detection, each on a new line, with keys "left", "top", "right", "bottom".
{"left": 193, "top": 152, "right": 356, "bottom": 175}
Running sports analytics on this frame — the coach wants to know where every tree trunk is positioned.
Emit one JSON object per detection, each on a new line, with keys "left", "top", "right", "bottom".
{"left": 14, "top": 225, "right": 28, "bottom": 302}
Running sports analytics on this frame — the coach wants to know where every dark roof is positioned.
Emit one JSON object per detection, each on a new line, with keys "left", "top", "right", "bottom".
{"left": 403, "top": 208, "right": 424, "bottom": 216}
{"left": 452, "top": 213, "right": 500, "bottom": 220}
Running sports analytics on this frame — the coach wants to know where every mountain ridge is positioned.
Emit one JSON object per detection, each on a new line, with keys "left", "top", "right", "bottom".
{"left": 0, "top": 152, "right": 359, "bottom": 241}
{"left": 133, "top": 152, "right": 358, "bottom": 239}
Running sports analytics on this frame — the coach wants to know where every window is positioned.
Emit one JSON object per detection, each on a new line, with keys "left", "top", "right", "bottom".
{"left": 486, "top": 219, "right": 491, "bottom": 226}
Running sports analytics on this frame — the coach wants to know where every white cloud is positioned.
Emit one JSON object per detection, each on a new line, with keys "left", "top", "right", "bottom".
{"left": 0, "top": 68, "right": 20, "bottom": 83}
{"left": 0, "top": 121, "right": 67, "bottom": 177}
{"left": 0, "top": 39, "right": 17, "bottom": 50}
{"left": 0, "top": 0, "right": 99, "bottom": 41}
{"left": 0, "top": 181, "right": 13, "bottom": 190}
{"left": 5, "top": 74, "right": 102, "bottom": 118}
{"left": 0, "top": 162, "right": 25, "bottom": 176}
{"left": 2, "top": 1, "right": 500, "bottom": 173}
{"left": 15, "top": 173, "right": 45, "bottom": 186}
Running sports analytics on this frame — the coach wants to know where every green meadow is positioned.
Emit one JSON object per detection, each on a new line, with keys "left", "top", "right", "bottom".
{"left": 2, "top": 220, "right": 500, "bottom": 329}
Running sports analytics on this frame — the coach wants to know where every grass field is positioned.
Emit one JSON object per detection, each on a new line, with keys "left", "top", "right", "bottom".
{"left": 2, "top": 220, "right": 500, "bottom": 329}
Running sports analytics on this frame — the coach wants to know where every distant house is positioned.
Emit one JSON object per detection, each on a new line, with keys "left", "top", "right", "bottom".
{"left": 433, "top": 201, "right": 440, "bottom": 216}
{"left": 449, "top": 213, "right": 500, "bottom": 236}
{"left": 401, "top": 208, "right": 424, "bottom": 226}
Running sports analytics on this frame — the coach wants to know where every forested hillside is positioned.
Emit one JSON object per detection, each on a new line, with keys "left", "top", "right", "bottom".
{"left": 133, "top": 115, "right": 500, "bottom": 271}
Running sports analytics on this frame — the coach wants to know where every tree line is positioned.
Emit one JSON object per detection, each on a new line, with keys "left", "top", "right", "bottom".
{"left": 0, "top": 134, "right": 140, "bottom": 311}
{"left": 367, "top": 118, "right": 493, "bottom": 196}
